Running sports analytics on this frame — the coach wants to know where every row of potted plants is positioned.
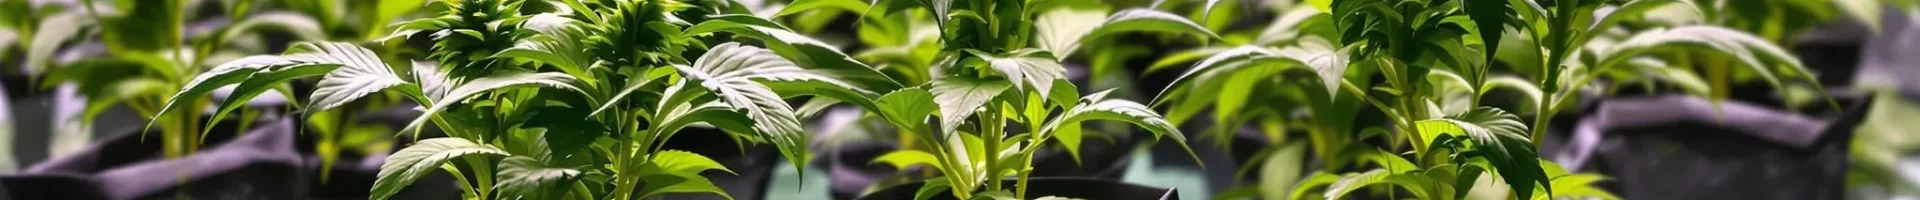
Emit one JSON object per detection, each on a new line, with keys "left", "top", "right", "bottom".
{"left": 0, "top": 0, "right": 1910, "bottom": 199}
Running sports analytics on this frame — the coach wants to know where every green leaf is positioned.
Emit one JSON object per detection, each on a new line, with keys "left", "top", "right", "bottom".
{"left": 202, "top": 61, "right": 341, "bottom": 139}
{"left": 873, "top": 149, "right": 945, "bottom": 171}
{"left": 494, "top": 14, "right": 597, "bottom": 77}
{"left": 1414, "top": 107, "right": 1549, "bottom": 200}
{"left": 1033, "top": 7, "right": 1109, "bottom": 60}
{"left": 776, "top": 0, "right": 869, "bottom": 17}
{"left": 874, "top": 88, "right": 938, "bottom": 129}
{"left": 1597, "top": 26, "right": 1812, "bottom": 91}
{"left": 653, "top": 150, "right": 735, "bottom": 175}
{"left": 401, "top": 71, "right": 585, "bottom": 134}
{"left": 495, "top": 156, "right": 584, "bottom": 199}
{"left": 930, "top": 76, "right": 1011, "bottom": 135}
{"left": 218, "top": 12, "right": 326, "bottom": 45}
{"left": 376, "top": 0, "right": 428, "bottom": 31}
{"left": 913, "top": 177, "right": 954, "bottom": 200}
{"left": 1040, "top": 90, "right": 1198, "bottom": 166}
{"left": 1260, "top": 141, "right": 1308, "bottom": 200}
{"left": 150, "top": 45, "right": 367, "bottom": 131}
{"left": 1324, "top": 169, "right": 1432, "bottom": 200}
{"left": 638, "top": 151, "right": 736, "bottom": 200}
{"left": 1079, "top": 9, "right": 1222, "bottom": 48}
{"left": 1481, "top": 76, "right": 1543, "bottom": 113}
{"left": 1289, "top": 172, "right": 1341, "bottom": 200}
{"left": 1152, "top": 43, "right": 1346, "bottom": 125}
{"left": 969, "top": 49, "right": 1067, "bottom": 98}
{"left": 1145, "top": 47, "right": 1229, "bottom": 75}
{"left": 1254, "top": 6, "right": 1335, "bottom": 46}
{"left": 1460, "top": 0, "right": 1510, "bottom": 67}
{"left": 1582, "top": 0, "right": 1686, "bottom": 46}
{"left": 679, "top": 42, "right": 851, "bottom": 176}
{"left": 1547, "top": 174, "right": 1622, "bottom": 200}
{"left": 296, "top": 42, "right": 410, "bottom": 111}
{"left": 686, "top": 16, "right": 904, "bottom": 92}
{"left": 589, "top": 67, "right": 675, "bottom": 117}
{"left": 371, "top": 138, "right": 509, "bottom": 200}
{"left": 24, "top": 12, "right": 94, "bottom": 76}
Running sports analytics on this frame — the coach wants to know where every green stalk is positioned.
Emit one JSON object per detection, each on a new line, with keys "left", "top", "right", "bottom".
{"left": 981, "top": 107, "right": 1004, "bottom": 192}
{"left": 465, "top": 157, "right": 495, "bottom": 199}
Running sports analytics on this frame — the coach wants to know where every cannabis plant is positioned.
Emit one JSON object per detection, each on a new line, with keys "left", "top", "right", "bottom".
{"left": 151, "top": 0, "right": 894, "bottom": 199}
{"left": 1151, "top": 0, "right": 1828, "bottom": 199}
{"left": 833, "top": 0, "right": 1224, "bottom": 198}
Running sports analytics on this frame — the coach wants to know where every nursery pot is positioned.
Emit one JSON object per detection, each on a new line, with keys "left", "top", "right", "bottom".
{"left": 854, "top": 178, "right": 1179, "bottom": 200}
{"left": 1559, "top": 95, "right": 1873, "bottom": 200}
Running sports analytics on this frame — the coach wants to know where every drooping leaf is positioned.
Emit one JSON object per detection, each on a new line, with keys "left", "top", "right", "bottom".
{"left": 203, "top": 61, "right": 341, "bottom": 139}
{"left": 1596, "top": 26, "right": 1813, "bottom": 93}
{"left": 150, "top": 42, "right": 387, "bottom": 131}
{"left": 217, "top": 12, "right": 326, "bottom": 45}
{"left": 1581, "top": 0, "right": 1687, "bottom": 46}
{"left": 371, "top": 138, "right": 509, "bottom": 200}
{"left": 1078, "top": 9, "right": 1222, "bottom": 48}
{"left": 1040, "top": 90, "right": 1198, "bottom": 165}
{"left": 298, "top": 42, "right": 411, "bottom": 111}
{"left": 930, "top": 76, "right": 1011, "bottom": 135}
{"left": 686, "top": 16, "right": 904, "bottom": 92}
{"left": 776, "top": 0, "right": 869, "bottom": 17}
{"left": 679, "top": 42, "right": 858, "bottom": 176}
{"left": 1153, "top": 43, "right": 1346, "bottom": 125}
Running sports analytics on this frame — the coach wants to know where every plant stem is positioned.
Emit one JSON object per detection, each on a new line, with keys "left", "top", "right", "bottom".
{"left": 981, "top": 108, "right": 1004, "bottom": 192}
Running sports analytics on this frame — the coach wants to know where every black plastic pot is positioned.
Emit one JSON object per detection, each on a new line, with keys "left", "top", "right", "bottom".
{"left": 1560, "top": 95, "right": 1873, "bottom": 200}
{"left": 855, "top": 178, "right": 1179, "bottom": 200}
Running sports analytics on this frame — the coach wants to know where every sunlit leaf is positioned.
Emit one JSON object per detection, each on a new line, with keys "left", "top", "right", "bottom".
{"left": 1079, "top": 9, "right": 1221, "bottom": 47}
{"left": 401, "top": 71, "right": 585, "bottom": 135}
{"left": 1033, "top": 7, "right": 1109, "bottom": 60}
{"left": 1415, "top": 107, "right": 1549, "bottom": 200}
{"left": 873, "top": 149, "right": 945, "bottom": 171}
{"left": 1040, "top": 90, "right": 1198, "bottom": 165}
{"left": 298, "top": 42, "right": 410, "bottom": 111}
{"left": 930, "top": 76, "right": 1011, "bottom": 135}
{"left": 1323, "top": 169, "right": 1432, "bottom": 200}
{"left": 371, "top": 138, "right": 509, "bottom": 200}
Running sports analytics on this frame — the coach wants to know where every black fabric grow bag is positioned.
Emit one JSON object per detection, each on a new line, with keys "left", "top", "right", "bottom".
{"left": 1559, "top": 95, "right": 1872, "bottom": 200}
{"left": 855, "top": 178, "right": 1179, "bottom": 200}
